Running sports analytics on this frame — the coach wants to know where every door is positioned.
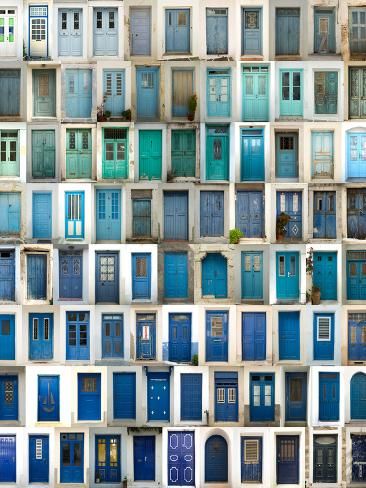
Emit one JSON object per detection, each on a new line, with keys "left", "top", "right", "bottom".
{"left": 241, "top": 252, "right": 263, "bottom": 300}
{"left": 285, "top": 372, "right": 307, "bottom": 421}
{"left": 102, "top": 128, "right": 128, "bottom": 179}
{"left": 276, "top": 252, "right": 300, "bottom": 300}
{"left": 242, "top": 65, "right": 269, "bottom": 121}
{"left": 139, "top": 130, "right": 162, "bottom": 179}
{"left": 202, "top": 253, "right": 227, "bottom": 298}
{"left": 206, "top": 8, "right": 228, "bottom": 55}
{"left": 250, "top": 373, "right": 275, "bottom": 421}
{"left": 29, "top": 435, "right": 49, "bottom": 483}
{"left": 0, "top": 436, "right": 15, "bottom": 482}
{"left": 200, "top": 191, "right": 224, "bottom": 237}
{"left": 349, "top": 67, "right": 366, "bottom": 118}
{"left": 206, "top": 126, "right": 229, "bottom": 180}
{"left": 276, "top": 133, "right": 298, "bottom": 178}
{"left": 279, "top": 311, "right": 300, "bottom": 360}
{"left": 241, "top": 437, "right": 262, "bottom": 482}
{"left": 205, "top": 435, "right": 228, "bottom": 482}
{"left": 66, "top": 311, "right": 89, "bottom": 360}
{"left": 165, "top": 9, "right": 190, "bottom": 53}
{"left": 0, "top": 250, "right": 15, "bottom": 301}
{"left": 58, "top": 9, "right": 82, "bottom": 56}
{"left": 95, "top": 436, "right": 120, "bottom": 483}
{"left": 130, "top": 7, "right": 150, "bottom": 55}
{"left": 280, "top": 70, "right": 303, "bottom": 116}
{"left": 132, "top": 197, "right": 151, "bottom": 237}
{"left": 313, "top": 192, "right": 336, "bottom": 238}
{"left": 319, "top": 372, "right": 340, "bottom": 421}
{"left": 59, "top": 251, "right": 82, "bottom": 300}
{"left": 164, "top": 191, "right": 188, "bottom": 240}
{"left": 66, "top": 129, "right": 92, "bottom": 179}
{"left": 172, "top": 69, "right": 193, "bottom": 117}
{"left": 0, "top": 130, "right": 19, "bottom": 176}
{"left": 60, "top": 433, "right": 84, "bottom": 483}
{"left": 348, "top": 191, "right": 366, "bottom": 239}
{"left": 171, "top": 129, "right": 195, "bottom": 177}
{"left": 134, "top": 436, "right": 155, "bottom": 481}
{"left": 32, "top": 69, "right": 55, "bottom": 117}
{"left": 104, "top": 70, "right": 124, "bottom": 115}
{"left": 93, "top": 8, "right": 118, "bottom": 56}
{"left": 65, "top": 69, "right": 92, "bottom": 118}
{"left": 348, "top": 313, "right": 366, "bottom": 360}
{"left": 207, "top": 70, "right": 231, "bottom": 117}
{"left": 347, "top": 251, "right": 366, "bottom": 299}
{"left": 32, "top": 192, "right": 52, "bottom": 239}
{"left": 276, "top": 436, "right": 299, "bottom": 484}
{"left": 350, "top": 8, "right": 366, "bottom": 54}
{"left": 240, "top": 129, "right": 265, "bottom": 181}
{"left": 32, "top": 130, "right": 55, "bottom": 178}
{"left": 0, "top": 9, "right": 16, "bottom": 57}
{"left": 242, "top": 312, "right": 266, "bottom": 360}
{"left": 0, "top": 375, "right": 17, "bottom": 420}
{"left": 205, "top": 310, "right": 228, "bottom": 361}
{"left": 236, "top": 192, "right": 263, "bottom": 238}
{"left": 0, "top": 315, "right": 15, "bottom": 359}
{"left": 242, "top": 8, "right": 262, "bottom": 55}
{"left": 353, "top": 435, "right": 366, "bottom": 482}
{"left": 169, "top": 313, "right": 191, "bottom": 362}
{"left": 314, "top": 9, "right": 335, "bottom": 53}
{"left": 113, "top": 372, "right": 136, "bottom": 419}
{"left": 37, "top": 375, "right": 59, "bottom": 421}
{"left": 313, "top": 252, "right": 337, "bottom": 300}
{"left": 136, "top": 314, "right": 156, "bottom": 359}
{"left": 314, "top": 314, "right": 334, "bottom": 360}
{"left": 314, "top": 71, "right": 338, "bottom": 114}
{"left": 348, "top": 132, "right": 366, "bottom": 178}
{"left": 313, "top": 435, "right": 337, "bottom": 483}
{"left": 0, "top": 70, "right": 20, "bottom": 116}
{"left": 102, "top": 314, "right": 123, "bottom": 358}
{"left": 277, "top": 191, "right": 302, "bottom": 238}
{"left": 132, "top": 253, "right": 151, "bottom": 299}
{"left": 215, "top": 372, "right": 238, "bottom": 421}
{"left": 78, "top": 373, "right": 101, "bottom": 420}
{"left": 27, "top": 254, "right": 47, "bottom": 300}
{"left": 95, "top": 252, "right": 119, "bottom": 303}
{"left": 136, "top": 68, "right": 159, "bottom": 120}
{"left": 29, "top": 5, "right": 48, "bottom": 58}
{"left": 96, "top": 190, "right": 121, "bottom": 241}
{"left": 168, "top": 432, "right": 195, "bottom": 486}
{"left": 65, "top": 191, "right": 84, "bottom": 238}
{"left": 29, "top": 313, "right": 53, "bottom": 360}
{"left": 351, "top": 373, "right": 366, "bottom": 419}
{"left": 181, "top": 374, "right": 202, "bottom": 421}
{"left": 276, "top": 8, "right": 300, "bottom": 55}
{"left": 164, "top": 252, "right": 188, "bottom": 299}
{"left": 0, "top": 192, "right": 20, "bottom": 235}
{"left": 312, "top": 131, "right": 334, "bottom": 178}
{"left": 147, "top": 372, "right": 170, "bottom": 421}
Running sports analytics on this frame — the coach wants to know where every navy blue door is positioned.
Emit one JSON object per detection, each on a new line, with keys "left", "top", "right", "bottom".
{"left": 164, "top": 252, "right": 188, "bottom": 299}
{"left": 132, "top": 253, "right": 151, "bottom": 300}
{"left": 0, "top": 376, "right": 18, "bottom": 420}
{"left": 113, "top": 372, "right": 136, "bottom": 419}
{"left": 352, "top": 435, "right": 366, "bottom": 482}
{"left": 136, "top": 314, "right": 156, "bottom": 359}
{"left": 241, "top": 437, "right": 262, "bottom": 482}
{"left": 314, "top": 313, "right": 334, "bottom": 360}
{"left": 78, "top": 373, "right": 101, "bottom": 420}
{"left": 0, "top": 250, "right": 15, "bottom": 301}
{"left": 169, "top": 313, "right": 191, "bottom": 362}
{"left": 102, "top": 314, "right": 123, "bottom": 358}
{"left": 242, "top": 312, "right": 266, "bottom": 361}
{"left": 206, "top": 310, "right": 228, "bottom": 361}
{"left": 66, "top": 311, "right": 89, "bottom": 360}
{"left": 164, "top": 192, "right": 188, "bottom": 240}
{"left": 278, "top": 311, "right": 300, "bottom": 360}
{"left": 205, "top": 435, "right": 228, "bottom": 482}
{"left": 29, "top": 313, "right": 53, "bottom": 360}
{"left": 168, "top": 431, "right": 195, "bottom": 486}
{"left": 202, "top": 253, "right": 227, "bottom": 298}
{"left": 27, "top": 254, "right": 47, "bottom": 300}
{"left": 313, "top": 191, "right": 336, "bottom": 239}
{"left": 134, "top": 436, "right": 155, "bottom": 481}
{"left": 32, "top": 192, "right": 52, "bottom": 239}
{"left": 351, "top": 373, "right": 366, "bottom": 420}
{"left": 276, "top": 436, "right": 299, "bottom": 484}
{"left": 215, "top": 371, "right": 238, "bottom": 421}
{"left": 147, "top": 372, "right": 170, "bottom": 421}
{"left": 319, "top": 373, "right": 339, "bottom": 421}
{"left": 0, "top": 436, "right": 16, "bottom": 482}
{"left": 200, "top": 191, "right": 224, "bottom": 237}
{"left": 250, "top": 373, "right": 274, "bottom": 421}
{"left": 349, "top": 313, "right": 366, "bottom": 360}
{"left": 313, "top": 252, "right": 337, "bottom": 300}
{"left": 38, "top": 375, "right": 59, "bottom": 421}
{"left": 95, "top": 436, "right": 121, "bottom": 483}
{"left": 60, "top": 433, "right": 84, "bottom": 483}
{"left": 236, "top": 190, "right": 263, "bottom": 237}
{"left": 285, "top": 372, "right": 307, "bottom": 421}
{"left": 0, "top": 315, "right": 15, "bottom": 360}
{"left": 29, "top": 435, "right": 49, "bottom": 483}
{"left": 181, "top": 374, "right": 202, "bottom": 421}
{"left": 59, "top": 251, "right": 82, "bottom": 300}
{"left": 95, "top": 252, "right": 119, "bottom": 303}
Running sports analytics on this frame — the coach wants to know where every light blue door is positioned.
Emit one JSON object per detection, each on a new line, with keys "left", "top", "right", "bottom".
{"left": 241, "top": 252, "right": 263, "bottom": 300}
{"left": 33, "top": 70, "right": 56, "bottom": 117}
{"left": 200, "top": 191, "right": 224, "bottom": 237}
{"left": 313, "top": 252, "right": 337, "bottom": 300}
{"left": 349, "top": 8, "right": 366, "bottom": 54}
{"left": 242, "top": 66, "right": 269, "bottom": 121}
{"left": 241, "top": 129, "right": 264, "bottom": 181}
{"left": 65, "top": 191, "right": 84, "bottom": 239}
{"left": 0, "top": 70, "right": 20, "bottom": 116}
{"left": 164, "top": 192, "right": 188, "bottom": 240}
{"left": 280, "top": 70, "right": 303, "bottom": 116}
{"left": 130, "top": 7, "right": 151, "bottom": 55}
{"left": 276, "top": 252, "right": 299, "bottom": 300}
{"left": 242, "top": 8, "right": 262, "bottom": 54}
{"left": 278, "top": 311, "right": 300, "bottom": 360}
{"left": 0, "top": 250, "right": 15, "bottom": 302}
{"left": 29, "top": 313, "right": 53, "bottom": 360}
{"left": 103, "top": 70, "right": 124, "bottom": 116}
{"left": 236, "top": 191, "right": 263, "bottom": 237}
{"left": 136, "top": 67, "right": 159, "bottom": 120}
{"left": 27, "top": 254, "right": 47, "bottom": 300}
{"left": 93, "top": 8, "right": 118, "bottom": 55}
{"left": 32, "top": 192, "right": 52, "bottom": 239}
{"left": 314, "top": 71, "right": 338, "bottom": 114}
{"left": 206, "top": 8, "right": 228, "bottom": 55}
{"left": 312, "top": 131, "right": 334, "bottom": 178}
{"left": 276, "top": 133, "right": 298, "bottom": 177}
{"left": 166, "top": 9, "right": 190, "bottom": 53}
{"left": 207, "top": 69, "right": 231, "bottom": 117}
{"left": 65, "top": 69, "right": 92, "bottom": 118}
{"left": 58, "top": 9, "right": 82, "bottom": 56}
{"left": 96, "top": 189, "right": 121, "bottom": 241}
{"left": 313, "top": 191, "right": 336, "bottom": 239}
{"left": 0, "top": 192, "right": 20, "bottom": 235}
{"left": 348, "top": 132, "right": 366, "bottom": 178}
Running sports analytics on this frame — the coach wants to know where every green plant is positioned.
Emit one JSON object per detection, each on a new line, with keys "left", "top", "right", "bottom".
{"left": 229, "top": 228, "right": 244, "bottom": 244}
{"left": 192, "top": 354, "right": 198, "bottom": 366}
{"left": 188, "top": 94, "right": 198, "bottom": 118}
{"left": 306, "top": 247, "right": 314, "bottom": 274}
{"left": 276, "top": 212, "right": 291, "bottom": 237}
{"left": 104, "top": 110, "right": 111, "bottom": 118}
{"left": 312, "top": 285, "right": 320, "bottom": 293}
{"left": 122, "top": 108, "right": 131, "bottom": 121}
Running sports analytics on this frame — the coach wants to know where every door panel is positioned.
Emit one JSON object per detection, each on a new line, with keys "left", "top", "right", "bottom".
{"left": 319, "top": 373, "right": 339, "bottom": 421}
{"left": 104, "top": 70, "right": 124, "bottom": 116}
{"left": 314, "top": 313, "right": 334, "bottom": 360}
{"left": 171, "top": 129, "right": 195, "bottom": 177}
{"left": 113, "top": 372, "right": 136, "bottom": 419}
{"left": 77, "top": 373, "right": 101, "bottom": 420}
{"left": 33, "top": 69, "right": 56, "bottom": 117}
{"left": 132, "top": 253, "right": 151, "bottom": 299}
{"left": 313, "top": 191, "right": 336, "bottom": 238}
{"left": 240, "top": 129, "right": 264, "bottom": 181}
{"left": 314, "top": 71, "right": 338, "bottom": 114}
{"left": 200, "top": 191, "right": 224, "bottom": 237}
{"left": 349, "top": 68, "right": 366, "bottom": 118}
{"left": 29, "top": 6, "right": 48, "bottom": 58}
{"left": 205, "top": 435, "right": 228, "bottom": 482}
{"left": 280, "top": 70, "right": 303, "bottom": 116}
{"left": 350, "top": 8, "right": 366, "bottom": 54}
{"left": 348, "top": 132, "right": 366, "bottom": 178}
{"left": 202, "top": 253, "right": 227, "bottom": 298}
{"left": 27, "top": 254, "right": 47, "bottom": 300}
{"left": 60, "top": 433, "right": 84, "bottom": 483}
{"left": 0, "top": 130, "right": 19, "bottom": 176}
{"left": 236, "top": 191, "right": 263, "bottom": 237}
{"left": 277, "top": 191, "right": 302, "bottom": 239}
{"left": 241, "top": 437, "right": 262, "bottom": 482}
{"left": 206, "top": 8, "right": 228, "bottom": 55}
{"left": 0, "top": 250, "right": 15, "bottom": 301}
{"left": 32, "top": 192, "right": 52, "bottom": 239}
{"left": 136, "top": 314, "right": 156, "bottom": 359}
{"left": 351, "top": 373, "right": 366, "bottom": 419}
{"left": 312, "top": 131, "right": 334, "bottom": 178}
{"left": 164, "top": 192, "right": 188, "bottom": 240}
{"left": 95, "top": 436, "right": 120, "bottom": 483}
{"left": 215, "top": 371, "right": 238, "bottom": 421}
{"left": 0, "top": 9, "right": 17, "bottom": 57}
{"left": 0, "top": 436, "right": 16, "bottom": 482}
{"left": 32, "top": 130, "right": 55, "bottom": 178}
{"left": 166, "top": 9, "right": 190, "bottom": 53}
{"left": 93, "top": 8, "right": 118, "bottom": 56}
{"left": 206, "top": 126, "right": 229, "bottom": 180}
{"left": 279, "top": 311, "right": 300, "bottom": 360}
{"left": 29, "top": 435, "right": 49, "bottom": 483}
{"left": 314, "top": 9, "right": 335, "bottom": 54}
{"left": 348, "top": 191, "right": 366, "bottom": 239}
{"left": 313, "top": 435, "right": 337, "bottom": 483}
{"left": 207, "top": 70, "right": 230, "bottom": 117}
{"left": 276, "top": 133, "right": 298, "bottom": 177}
{"left": 0, "top": 192, "right": 20, "bottom": 234}
{"left": 250, "top": 373, "right": 274, "bottom": 421}
{"left": 313, "top": 252, "right": 337, "bottom": 300}
{"left": 276, "top": 9, "right": 300, "bottom": 55}
{"left": 242, "top": 8, "right": 262, "bottom": 55}
{"left": 0, "top": 376, "right": 17, "bottom": 420}
{"left": 136, "top": 68, "right": 159, "bottom": 120}
{"left": 65, "top": 69, "right": 92, "bottom": 118}
{"left": 66, "top": 311, "right": 89, "bottom": 360}
{"left": 242, "top": 312, "right": 266, "bottom": 360}
{"left": 139, "top": 130, "right": 162, "bottom": 179}
{"left": 181, "top": 374, "right": 202, "bottom": 421}
{"left": 65, "top": 191, "right": 84, "bottom": 238}
{"left": 0, "top": 315, "right": 15, "bottom": 359}
{"left": 164, "top": 252, "right": 188, "bottom": 299}
{"left": 66, "top": 129, "right": 92, "bottom": 179}
{"left": 0, "top": 70, "right": 20, "bottom": 116}
{"left": 102, "top": 314, "right": 123, "bottom": 358}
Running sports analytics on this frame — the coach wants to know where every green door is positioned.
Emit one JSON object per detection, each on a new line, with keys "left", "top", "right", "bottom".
{"left": 139, "top": 130, "right": 162, "bottom": 180}
{"left": 32, "top": 130, "right": 55, "bottom": 178}
{"left": 314, "top": 72, "right": 338, "bottom": 114}
{"left": 0, "top": 130, "right": 18, "bottom": 176}
{"left": 102, "top": 128, "right": 128, "bottom": 179}
{"left": 66, "top": 129, "right": 92, "bottom": 179}
{"left": 206, "top": 126, "right": 229, "bottom": 180}
{"left": 171, "top": 129, "right": 196, "bottom": 177}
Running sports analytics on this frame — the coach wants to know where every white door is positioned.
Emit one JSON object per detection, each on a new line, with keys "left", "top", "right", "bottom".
{"left": 29, "top": 6, "right": 48, "bottom": 58}
{"left": 0, "top": 8, "right": 16, "bottom": 56}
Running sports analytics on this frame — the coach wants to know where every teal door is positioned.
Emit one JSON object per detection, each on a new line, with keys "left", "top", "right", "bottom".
{"left": 241, "top": 129, "right": 264, "bottom": 181}
{"left": 102, "top": 128, "right": 128, "bottom": 179}
{"left": 0, "top": 130, "right": 18, "bottom": 176}
{"left": 32, "top": 130, "right": 55, "bottom": 178}
{"left": 66, "top": 129, "right": 92, "bottom": 179}
{"left": 313, "top": 252, "right": 337, "bottom": 300}
{"left": 276, "top": 252, "right": 299, "bottom": 300}
{"left": 276, "top": 133, "right": 298, "bottom": 178}
{"left": 280, "top": 70, "right": 303, "bottom": 116}
{"left": 242, "top": 65, "right": 269, "bottom": 121}
{"left": 314, "top": 72, "right": 338, "bottom": 114}
{"left": 33, "top": 70, "right": 56, "bottom": 117}
{"left": 349, "top": 68, "right": 366, "bottom": 118}
{"left": 171, "top": 129, "right": 196, "bottom": 177}
{"left": 276, "top": 8, "right": 300, "bottom": 55}
{"left": 207, "top": 69, "right": 231, "bottom": 117}
{"left": 206, "top": 126, "right": 229, "bottom": 180}
{"left": 139, "top": 130, "right": 162, "bottom": 180}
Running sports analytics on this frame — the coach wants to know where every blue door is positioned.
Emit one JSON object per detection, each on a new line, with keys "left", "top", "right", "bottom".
{"left": 134, "top": 436, "right": 155, "bottom": 481}
{"left": 314, "top": 314, "right": 334, "bottom": 360}
{"left": 95, "top": 252, "right": 119, "bottom": 303}
{"left": 206, "top": 310, "right": 228, "bottom": 361}
{"left": 136, "top": 67, "right": 159, "bottom": 120}
{"left": 206, "top": 8, "right": 228, "bottom": 54}
{"left": 27, "top": 254, "right": 47, "bottom": 300}
{"left": 348, "top": 132, "right": 366, "bottom": 178}
{"left": 348, "top": 190, "right": 366, "bottom": 239}
{"left": 349, "top": 313, "right": 366, "bottom": 360}
{"left": 347, "top": 251, "right": 366, "bottom": 300}
{"left": 0, "top": 376, "right": 17, "bottom": 420}
{"left": 113, "top": 372, "right": 136, "bottom": 419}
{"left": 136, "top": 314, "right": 156, "bottom": 359}
{"left": 215, "top": 371, "right": 238, "bottom": 421}
{"left": 200, "top": 191, "right": 224, "bottom": 237}
{"left": 351, "top": 373, "right": 366, "bottom": 419}
{"left": 242, "top": 312, "right": 266, "bottom": 360}
{"left": 104, "top": 70, "right": 124, "bottom": 115}
{"left": 95, "top": 436, "right": 120, "bottom": 483}
{"left": 0, "top": 70, "right": 20, "bottom": 116}
{"left": 205, "top": 435, "right": 228, "bottom": 482}
{"left": 241, "top": 437, "right": 262, "bottom": 482}
{"left": 166, "top": 9, "right": 190, "bottom": 53}
{"left": 102, "top": 314, "right": 123, "bottom": 358}
{"left": 96, "top": 189, "right": 121, "bottom": 241}
{"left": 276, "top": 8, "right": 300, "bottom": 55}
{"left": 169, "top": 313, "right": 191, "bottom": 362}
{"left": 206, "top": 126, "right": 229, "bottom": 180}
{"left": 164, "top": 191, "right": 188, "bottom": 240}
{"left": 319, "top": 373, "right": 339, "bottom": 421}
{"left": 0, "top": 436, "right": 16, "bottom": 482}
{"left": 0, "top": 315, "right": 15, "bottom": 359}
{"left": 60, "top": 433, "right": 84, "bottom": 483}
{"left": 38, "top": 375, "right": 59, "bottom": 421}
{"left": 29, "top": 313, "right": 53, "bottom": 360}
{"left": 250, "top": 373, "right": 274, "bottom": 421}
{"left": 285, "top": 372, "right": 307, "bottom": 421}
{"left": 352, "top": 435, "right": 366, "bottom": 482}
{"left": 66, "top": 311, "right": 89, "bottom": 360}
{"left": 32, "top": 192, "right": 52, "bottom": 239}
{"left": 65, "top": 191, "right": 84, "bottom": 239}
{"left": 147, "top": 372, "right": 170, "bottom": 421}
{"left": 241, "top": 252, "right": 263, "bottom": 300}
{"left": 168, "top": 431, "right": 195, "bottom": 486}
{"left": 276, "top": 252, "right": 299, "bottom": 300}
{"left": 58, "top": 9, "right": 83, "bottom": 57}
{"left": 59, "top": 251, "right": 82, "bottom": 300}
{"left": 65, "top": 69, "right": 92, "bottom": 118}
{"left": 241, "top": 129, "right": 265, "bottom": 181}
{"left": 0, "top": 192, "right": 20, "bottom": 235}
{"left": 202, "top": 253, "right": 227, "bottom": 298}
{"left": 313, "top": 252, "right": 337, "bottom": 300}
{"left": 276, "top": 436, "right": 299, "bottom": 484}
{"left": 276, "top": 133, "right": 298, "bottom": 178}
{"left": 312, "top": 131, "right": 334, "bottom": 178}
{"left": 242, "top": 8, "right": 262, "bottom": 54}
{"left": 130, "top": 7, "right": 151, "bottom": 56}
{"left": 132, "top": 197, "right": 151, "bottom": 237}
{"left": 313, "top": 191, "right": 336, "bottom": 239}
{"left": 29, "top": 435, "right": 49, "bottom": 483}
{"left": 0, "top": 250, "right": 15, "bottom": 301}
{"left": 93, "top": 8, "right": 118, "bottom": 55}
{"left": 181, "top": 374, "right": 202, "bottom": 421}
{"left": 78, "top": 373, "right": 101, "bottom": 420}
{"left": 236, "top": 191, "right": 263, "bottom": 237}
{"left": 164, "top": 252, "right": 188, "bottom": 299}
{"left": 242, "top": 66, "right": 269, "bottom": 122}
{"left": 207, "top": 70, "right": 231, "bottom": 117}
{"left": 132, "top": 253, "right": 151, "bottom": 300}
{"left": 279, "top": 311, "right": 300, "bottom": 360}
{"left": 279, "top": 71, "right": 303, "bottom": 117}
{"left": 314, "top": 9, "right": 335, "bottom": 54}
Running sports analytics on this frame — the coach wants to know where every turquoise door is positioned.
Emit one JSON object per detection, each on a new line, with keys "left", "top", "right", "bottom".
{"left": 241, "top": 251, "right": 263, "bottom": 300}
{"left": 241, "top": 129, "right": 264, "bottom": 181}
{"left": 32, "top": 192, "right": 52, "bottom": 239}
{"left": 102, "top": 128, "right": 128, "bottom": 179}
{"left": 33, "top": 70, "right": 56, "bottom": 117}
{"left": 207, "top": 69, "right": 231, "bottom": 117}
{"left": 348, "top": 132, "right": 366, "bottom": 178}
{"left": 206, "top": 126, "right": 229, "bottom": 180}
{"left": 314, "top": 9, "right": 335, "bottom": 54}
{"left": 0, "top": 130, "right": 19, "bottom": 176}
{"left": 103, "top": 70, "right": 124, "bottom": 116}
{"left": 242, "top": 65, "right": 269, "bottom": 121}
{"left": 314, "top": 72, "right": 338, "bottom": 114}
{"left": 280, "top": 70, "right": 303, "bottom": 116}
{"left": 139, "top": 130, "right": 162, "bottom": 180}
{"left": 276, "top": 133, "right": 298, "bottom": 178}
{"left": 32, "top": 130, "right": 55, "bottom": 178}
{"left": 66, "top": 129, "right": 92, "bottom": 179}
{"left": 171, "top": 129, "right": 196, "bottom": 177}
{"left": 276, "top": 252, "right": 299, "bottom": 300}
{"left": 313, "top": 252, "right": 337, "bottom": 300}
{"left": 312, "top": 131, "right": 334, "bottom": 178}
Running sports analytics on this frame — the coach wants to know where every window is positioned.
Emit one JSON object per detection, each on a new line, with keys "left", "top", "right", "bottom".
{"left": 317, "top": 316, "right": 331, "bottom": 341}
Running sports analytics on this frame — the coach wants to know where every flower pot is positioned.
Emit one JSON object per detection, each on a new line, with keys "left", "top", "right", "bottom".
{"left": 311, "top": 290, "right": 321, "bottom": 305}
{"left": 187, "top": 113, "right": 195, "bottom": 121}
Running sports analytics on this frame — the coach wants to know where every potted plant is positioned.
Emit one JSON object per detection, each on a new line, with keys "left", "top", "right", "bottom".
{"left": 104, "top": 110, "right": 111, "bottom": 121}
{"left": 97, "top": 104, "right": 106, "bottom": 122}
{"left": 276, "top": 212, "right": 291, "bottom": 240}
{"left": 229, "top": 228, "right": 244, "bottom": 244}
{"left": 311, "top": 285, "right": 321, "bottom": 305}
{"left": 192, "top": 354, "right": 198, "bottom": 366}
{"left": 121, "top": 108, "right": 131, "bottom": 121}
{"left": 122, "top": 476, "right": 128, "bottom": 488}
{"left": 187, "top": 94, "right": 197, "bottom": 121}
{"left": 306, "top": 247, "right": 314, "bottom": 274}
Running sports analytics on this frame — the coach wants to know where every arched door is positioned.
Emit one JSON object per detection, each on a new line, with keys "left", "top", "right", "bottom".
{"left": 351, "top": 373, "right": 366, "bottom": 419}
{"left": 205, "top": 435, "right": 228, "bottom": 482}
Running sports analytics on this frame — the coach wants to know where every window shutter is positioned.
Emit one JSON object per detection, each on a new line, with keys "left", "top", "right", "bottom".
{"left": 244, "top": 439, "right": 259, "bottom": 463}
{"left": 318, "top": 317, "right": 331, "bottom": 341}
